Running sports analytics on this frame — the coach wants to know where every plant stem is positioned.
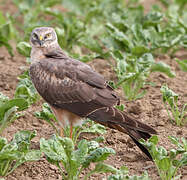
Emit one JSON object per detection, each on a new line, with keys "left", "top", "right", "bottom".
{"left": 57, "top": 162, "right": 66, "bottom": 180}
{"left": 164, "top": 103, "right": 173, "bottom": 123}
{"left": 77, "top": 166, "right": 84, "bottom": 178}
{"left": 2, "top": 160, "right": 10, "bottom": 176}
{"left": 83, "top": 170, "right": 95, "bottom": 180}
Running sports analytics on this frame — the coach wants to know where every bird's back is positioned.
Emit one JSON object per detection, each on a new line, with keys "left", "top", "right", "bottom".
{"left": 29, "top": 56, "right": 119, "bottom": 117}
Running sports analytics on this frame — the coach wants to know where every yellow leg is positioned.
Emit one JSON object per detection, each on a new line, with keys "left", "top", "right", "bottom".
{"left": 60, "top": 128, "right": 64, "bottom": 137}
{"left": 70, "top": 123, "right": 73, "bottom": 139}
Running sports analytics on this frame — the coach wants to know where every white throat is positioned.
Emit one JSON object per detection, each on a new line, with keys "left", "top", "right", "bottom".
{"left": 30, "top": 47, "right": 45, "bottom": 63}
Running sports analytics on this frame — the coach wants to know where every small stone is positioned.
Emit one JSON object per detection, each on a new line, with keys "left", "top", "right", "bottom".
{"left": 156, "top": 120, "right": 165, "bottom": 126}
{"left": 32, "top": 121, "right": 38, "bottom": 127}
{"left": 0, "top": 55, "right": 5, "bottom": 60}
{"left": 106, "top": 137, "right": 115, "bottom": 145}
{"left": 128, "top": 104, "right": 142, "bottom": 115}
{"left": 122, "top": 154, "right": 137, "bottom": 162}
{"left": 177, "top": 130, "right": 182, "bottom": 135}
{"left": 118, "top": 150, "right": 124, "bottom": 156}
{"left": 127, "top": 138, "right": 135, "bottom": 148}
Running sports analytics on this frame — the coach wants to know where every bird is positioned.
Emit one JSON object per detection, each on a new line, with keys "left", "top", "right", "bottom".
{"left": 29, "top": 27, "right": 157, "bottom": 160}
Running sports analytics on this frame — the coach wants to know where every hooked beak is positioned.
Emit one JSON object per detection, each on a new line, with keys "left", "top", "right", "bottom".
{"left": 38, "top": 35, "right": 44, "bottom": 46}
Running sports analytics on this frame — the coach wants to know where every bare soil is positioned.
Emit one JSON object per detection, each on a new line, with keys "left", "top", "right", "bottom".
{"left": 0, "top": 1, "right": 187, "bottom": 180}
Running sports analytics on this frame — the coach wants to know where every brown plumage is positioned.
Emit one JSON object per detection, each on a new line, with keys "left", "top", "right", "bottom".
{"left": 29, "top": 27, "right": 157, "bottom": 160}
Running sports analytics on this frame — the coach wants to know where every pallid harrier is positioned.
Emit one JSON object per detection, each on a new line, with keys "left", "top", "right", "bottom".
{"left": 29, "top": 27, "right": 157, "bottom": 159}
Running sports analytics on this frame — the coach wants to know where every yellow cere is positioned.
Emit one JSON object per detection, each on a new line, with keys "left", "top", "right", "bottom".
{"left": 39, "top": 35, "right": 43, "bottom": 41}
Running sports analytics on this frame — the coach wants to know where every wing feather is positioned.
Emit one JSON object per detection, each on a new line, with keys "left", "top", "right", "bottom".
{"left": 29, "top": 54, "right": 119, "bottom": 117}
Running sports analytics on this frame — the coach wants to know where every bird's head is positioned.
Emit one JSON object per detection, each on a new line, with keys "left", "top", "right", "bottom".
{"left": 30, "top": 27, "right": 58, "bottom": 48}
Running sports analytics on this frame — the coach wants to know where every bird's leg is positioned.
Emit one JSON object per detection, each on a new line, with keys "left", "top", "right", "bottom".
{"left": 60, "top": 128, "right": 64, "bottom": 137}
{"left": 70, "top": 122, "right": 73, "bottom": 139}
{"left": 50, "top": 106, "right": 65, "bottom": 137}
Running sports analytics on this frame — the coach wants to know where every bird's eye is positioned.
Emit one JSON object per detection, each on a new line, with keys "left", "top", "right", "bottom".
{"left": 44, "top": 33, "right": 52, "bottom": 39}
{"left": 33, "top": 33, "right": 38, "bottom": 40}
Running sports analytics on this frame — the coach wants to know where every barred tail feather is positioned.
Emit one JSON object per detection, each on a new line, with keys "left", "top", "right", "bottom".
{"left": 87, "top": 107, "right": 157, "bottom": 160}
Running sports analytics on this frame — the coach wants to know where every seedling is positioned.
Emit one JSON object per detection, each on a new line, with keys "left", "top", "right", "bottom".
{"left": 41, "top": 134, "right": 152, "bottom": 180}
{"left": 175, "top": 59, "right": 187, "bottom": 72}
{"left": 16, "top": 41, "right": 31, "bottom": 57}
{"left": 40, "top": 134, "right": 115, "bottom": 180}
{"left": 0, "top": 130, "right": 41, "bottom": 176}
{"left": 140, "top": 136, "right": 187, "bottom": 180}
{"left": 0, "top": 11, "right": 14, "bottom": 56}
{"left": 107, "top": 168, "right": 150, "bottom": 180}
{"left": 160, "top": 85, "right": 187, "bottom": 126}
{"left": 0, "top": 92, "right": 28, "bottom": 135}
{"left": 111, "top": 51, "right": 175, "bottom": 100}
{"left": 15, "top": 71, "right": 39, "bottom": 106}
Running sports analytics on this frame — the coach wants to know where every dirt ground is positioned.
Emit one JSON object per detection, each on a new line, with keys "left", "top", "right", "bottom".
{"left": 0, "top": 1, "right": 187, "bottom": 180}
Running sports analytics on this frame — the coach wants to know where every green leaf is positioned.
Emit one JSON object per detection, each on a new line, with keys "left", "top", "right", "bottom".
{"left": 87, "top": 140, "right": 99, "bottom": 152}
{"left": 151, "top": 62, "right": 176, "bottom": 77}
{"left": 0, "top": 22, "right": 14, "bottom": 56}
{"left": 158, "top": 157, "right": 171, "bottom": 171}
{"left": 180, "top": 152, "right": 187, "bottom": 166}
{"left": 131, "top": 46, "right": 149, "bottom": 56}
{"left": 160, "top": 85, "right": 178, "bottom": 106}
{"left": 8, "top": 150, "right": 41, "bottom": 176}
{"left": 169, "top": 149, "right": 177, "bottom": 159}
{"left": 158, "top": 146, "right": 168, "bottom": 157}
{"left": 0, "top": 22, "right": 13, "bottom": 40}
{"left": 35, "top": 103, "right": 57, "bottom": 122}
{"left": 55, "top": 27, "right": 65, "bottom": 48}
{"left": 15, "top": 85, "right": 36, "bottom": 105}
{"left": 15, "top": 71, "right": 39, "bottom": 105}
{"left": 143, "top": 11, "right": 164, "bottom": 26}
{"left": 16, "top": 42, "right": 31, "bottom": 57}
{"left": 11, "top": 130, "right": 36, "bottom": 150}
{"left": 0, "top": 150, "right": 23, "bottom": 161}
{"left": 79, "top": 36, "right": 103, "bottom": 54}
{"left": 169, "top": 136, "right": 180, "bottom": 146}
{"left": 24, "top": 150, "right": 41, "bottom": 161}
{"left": 83, "top": 147, "right": 115, "bottom": 168}
{"left": 181, "top": 138, "right": 187, "bottom": 151}
{"left": 58, "top": 136, "right": 74, "bottom": 155}
{"left": 115, "top": 104, "right": 125, "bottom": 111}
{"left": 0, "top": 137, "right": 7, "bottom": 151}
{"left": 0, "top": 12, "right": 6, "bottom": 25}
{"left": 138, "top": 53, "right": 155, "bottom": 68}
{"left": 93, "top": 136, "right": 105, "bottom": 143}
{"left": 0, "top": 93, "right": 9, "bottom": 103}
{"left": 40, "top": 135, "right": 68, "bottom": 162}
{"left": 0, "top": 95, "right": 28, "bottom": 134}
{"left": 82, "top": 123, "right": 106, "bottom": 134}
{"left": 175, "top": 59, "right": 187, "bottom": 72}
{"left": 93, "top": 163, "right": 118, "bottom": 174}
{"left": 0, "top": 98, "right": 28, "bottom": 120}
{"left": 35, "top": 103, "right": 58, "bottom": 133}
{"left": 148, "top": 135, "right": 159, "bottom": 145}
{"left": 107, "top": 167, "right": 150, "bottom": 180}
{"left": 0, "top": 107, "right": 21, "bottom": 135}
{"left": 0, "top": 130, "right": 40, "bottom": 176}
{"left": 61, "top": 0, "right": 85, "bottom": 15}
{"left": 72, "top": 139, "right": 88, "bottom": 165}
{"left": 106, "top": 23, "right": 133, "bottom": 51}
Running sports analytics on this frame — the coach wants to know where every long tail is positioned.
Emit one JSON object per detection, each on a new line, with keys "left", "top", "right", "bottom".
{"left": 87, "top": 107, "right": 157, "bottom": 160}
